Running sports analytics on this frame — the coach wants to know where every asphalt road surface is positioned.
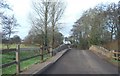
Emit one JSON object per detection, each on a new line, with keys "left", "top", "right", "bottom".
{"left": 41, "top": 49, "right": 119, "bottom": 74}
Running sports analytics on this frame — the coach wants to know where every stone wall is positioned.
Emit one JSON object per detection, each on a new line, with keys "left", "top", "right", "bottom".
{"left": 89, "top": 45, "right": 113, "bottom": 59}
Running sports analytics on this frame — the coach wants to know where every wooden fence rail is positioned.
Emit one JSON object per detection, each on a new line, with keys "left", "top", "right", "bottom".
{"left": 1, "top": 61, "right": 16, "bottom": 68}
{"left": 1, "top": 44, "right": 69, "bottom": 74}
{"left": 112, "top": 51, "right": 120, "bottom": 60}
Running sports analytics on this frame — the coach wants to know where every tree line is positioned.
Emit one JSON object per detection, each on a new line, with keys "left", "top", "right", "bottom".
{"left": 1, "top": 0, "right": 66, "bottom": 49}
{"left": 69, "top": 1, "right": 120, "bottom": 49}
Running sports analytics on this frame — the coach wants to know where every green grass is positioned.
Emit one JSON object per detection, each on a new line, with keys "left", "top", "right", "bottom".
{"left": 2, "top": 49, "right": 50, "bottom": 75}
{"left": 2, "top": 57, "right": 41, "bottom": 74}
{"left": 0, "top": 44, "right": 2, "bottom": 49}
{"left": 111, "top": 59, "right": 120, "bottom": 62}
{"left": 2, "top": 52, "right": 15, "bottom": 64}
{"left": 2, "top": 50, "right": 41, "bottom": 64}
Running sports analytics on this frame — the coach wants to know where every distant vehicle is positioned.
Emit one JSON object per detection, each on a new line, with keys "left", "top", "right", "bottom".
{"left": 64, "top": 41, "right": 71, "bottom": 45}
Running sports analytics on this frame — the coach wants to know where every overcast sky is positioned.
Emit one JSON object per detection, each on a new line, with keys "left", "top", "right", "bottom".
{"left": 7, "top": 0, "right": 119, "bottom": 39}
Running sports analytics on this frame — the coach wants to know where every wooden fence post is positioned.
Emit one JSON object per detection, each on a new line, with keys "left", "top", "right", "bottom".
{"left": 49, "top": 45, "right": 53, "bottom": 57}
{"left": 16, "top": 44, "right": 20, "bottom": 74}
{"left": 40, "top": 46, "right": 43, "bottom": 62}
{"left": 7, "top": 44, "right": 9, "bottom": 49}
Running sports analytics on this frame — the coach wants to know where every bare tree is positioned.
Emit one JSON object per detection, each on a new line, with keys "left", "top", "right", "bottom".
{"left": 2, "top": 15, "right": 19, "bottom": 39}
{"left": 106, "top": 3, "right": 118, "bottom": 41}
{"left": 1, "top": 0, "right": 19, "bottom": 49}
{"left": 0, "top": 0, "right": 11, "bottom": 39}
{"left": 32, "top": 0, "right": 52, "bottom": 48}
{"left": 118, "top": 1, "right": 120, "bottom": 51}
{"left": 50, "top": 0, "right": 65, "bottom": 48}
{"left": 31, "top": 0, "right": 65, "bottom": 49}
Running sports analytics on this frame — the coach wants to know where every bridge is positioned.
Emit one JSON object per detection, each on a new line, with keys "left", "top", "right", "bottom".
{"left": 20, "top": 46, "right": 119, "bottom": 75}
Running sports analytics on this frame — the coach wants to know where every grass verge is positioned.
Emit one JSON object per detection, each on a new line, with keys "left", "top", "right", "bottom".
{"left": 2, "top": 50, "right": 50, "bottom": 75}
{"left": 2, "top": 55, "right": 50, "bottom": 75}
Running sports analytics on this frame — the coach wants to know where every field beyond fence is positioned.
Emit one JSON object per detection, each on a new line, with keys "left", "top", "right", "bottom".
{"left": 1, "top": 44, "right": 69, "bottom": 75}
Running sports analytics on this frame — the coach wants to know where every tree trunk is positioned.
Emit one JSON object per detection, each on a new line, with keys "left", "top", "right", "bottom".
{"left": 45, "top": 3, "right": 48, "bottom": 49}
{"left": 52, "top": 25, "right": 55, "bottom": 48}
{"left": 118, "top": 16, "right": 120, "bottom": 51}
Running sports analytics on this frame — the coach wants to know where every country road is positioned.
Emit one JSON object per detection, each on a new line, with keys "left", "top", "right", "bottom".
{"left": 41, "top": 49, "right": 119, "bottom": 74}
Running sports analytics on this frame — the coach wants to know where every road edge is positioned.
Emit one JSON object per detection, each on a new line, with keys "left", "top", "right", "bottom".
{"left": 20, "top": 48, "right": 71, "bottom": 75}
{"left": 35, "top": 48, "right": 71, "bottom": 74}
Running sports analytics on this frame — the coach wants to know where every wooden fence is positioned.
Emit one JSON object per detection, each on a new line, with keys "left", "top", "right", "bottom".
{"left": 112, "top": 51, "right": 120, "bottom": 60}
{"left": 1, "top": 44, "right": 69, "bottom": 74}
